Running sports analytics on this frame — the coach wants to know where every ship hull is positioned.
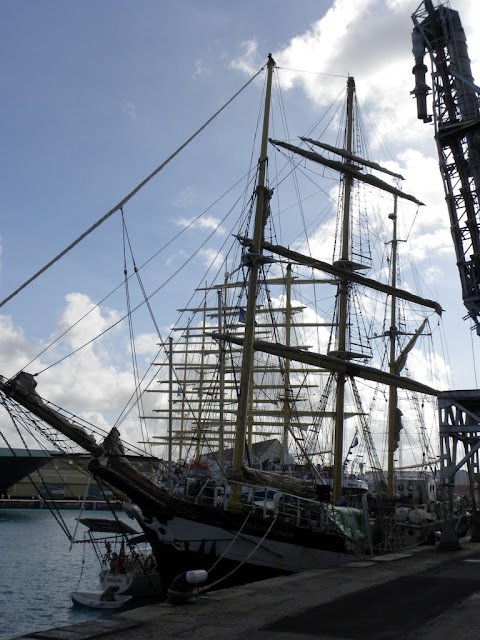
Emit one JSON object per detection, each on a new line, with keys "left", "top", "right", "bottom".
{"left": 119, "top": 497, "right": 360, "bottom": 597}
{"left": 143, "top": 513, "right": 357, "bottom": 572}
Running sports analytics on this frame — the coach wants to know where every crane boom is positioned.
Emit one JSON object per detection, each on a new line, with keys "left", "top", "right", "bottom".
{"left": 412, "top": 0, "right": 480, "bottom": 333}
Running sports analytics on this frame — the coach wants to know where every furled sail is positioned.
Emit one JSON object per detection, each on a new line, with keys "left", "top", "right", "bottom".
{"left": 269, "top": 139, "right": 423, "bottom": 205}
{"left": 236, "top": 235, "right": 442, "bottom": 316}
{"left": 300, "top": 137, "right": 405, "bottom": 180}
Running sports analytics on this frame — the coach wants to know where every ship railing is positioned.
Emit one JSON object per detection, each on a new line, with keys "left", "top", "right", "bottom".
{"left": 228, "top": 480, "right": 329, "bottom": 530}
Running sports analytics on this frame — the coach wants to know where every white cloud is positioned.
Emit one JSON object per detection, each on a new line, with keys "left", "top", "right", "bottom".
{"left": 193, "top": 59, "right": 209, "bottom": 78}
{"left": 0, "top": 294, "right": 155, "bottom": 449}
{"left": 132, "top": 331, "right": 160, "bottom": 356}
{"left": 0, "top": 315, "right": 37, "bottom": 378}
{"left": 122, "top": 101, "right": 137, "bottom": 120}
{"left": 174, "top": 186, "right": 195, "bottom": 208}
{"left": 408, "top": 346, "right": 452, "bottom": 391}
{"left": 198, "top": 247, "right": 225, "bottom": 271}
{"left": 265, "top": 0, "right": 480, "bottom": 158}
{"left": 56, "top": 292, "right": 122, "bottom": 351}
{"left": 230, "top": 40, "right": 260, "bottom": 75}
{"left": 406, "top": 225, "right": 453, "bottom": 262}
{"left": 173, "top": 214, "right": 225, "bottom": 234}
{"left": 302, "top": 216, "right": 337, "bottom": 264}
{"left": 272, "top": 0, "right": 376, "bottom": 102}
{"left": 424, "top": 265, "right": 444, "bottom": 285}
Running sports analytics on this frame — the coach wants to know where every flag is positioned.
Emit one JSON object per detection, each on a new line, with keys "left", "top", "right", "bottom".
{"left": 116, "top": 543, "right": 125, "bottom": 573}
{"left": 238, "top": 307, "right": 256, "bottom": 325}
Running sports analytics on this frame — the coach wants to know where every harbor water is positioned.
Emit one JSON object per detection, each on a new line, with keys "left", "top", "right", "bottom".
{"left": 0, "top": 508, "right": 141, "bottom": 640}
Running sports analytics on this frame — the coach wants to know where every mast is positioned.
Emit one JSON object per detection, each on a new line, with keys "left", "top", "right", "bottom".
{"left": 387, "top": 199, "right": 398, "bottom": 497}
{"left": 217, "top": 289, "right": 225, "bottom": 469}
{"left": 282, "top": 264, "right": 292, "bottom": 467}
{"left": 230, "top": 55, "right": 275, "bottom": 494}
{"left": 194, "top": 295, "right": 208, "bottom": 460}
{"left": 168, "top": 335, "right": 173, "bottom": 482}
{"left": 332, "top": 76, "right": 355, "bottom": 504}
{"left": 178, "top": 329, "right": 191, "bottom": 460}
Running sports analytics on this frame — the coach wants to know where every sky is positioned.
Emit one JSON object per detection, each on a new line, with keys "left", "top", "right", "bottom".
{"left": 1, "top": 0, "right": 480, "bottom": 453}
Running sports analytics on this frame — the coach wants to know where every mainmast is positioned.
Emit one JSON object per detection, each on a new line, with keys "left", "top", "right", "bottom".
{"left": 230, "top": 55, "right": 275, "bottom": 493}
{"left": 332, "top": 76, "right": 355, "bottom": 504}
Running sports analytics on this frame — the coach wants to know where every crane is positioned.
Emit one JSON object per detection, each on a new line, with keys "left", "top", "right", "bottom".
{"left": 411, "top": 0, "right": 480, "bottom": 334}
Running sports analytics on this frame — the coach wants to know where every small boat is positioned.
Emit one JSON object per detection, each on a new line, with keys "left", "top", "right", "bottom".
{"left": 70, "top": 590, "right": 132, "bottom": 609}
{"left": 77, "top": 516, "right": 163, "bottom": 597}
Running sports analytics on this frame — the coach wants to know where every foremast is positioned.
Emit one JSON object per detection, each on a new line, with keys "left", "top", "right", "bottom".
{"left": 230, "top": 54, "right": 275, "bottom": 507}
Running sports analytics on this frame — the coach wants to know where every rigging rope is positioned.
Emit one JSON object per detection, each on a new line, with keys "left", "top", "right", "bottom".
{"left": 33, "top": 198, "right": 242, "bottom": 376}
{"left": 0, "top": 64, "right": 266, "bottom": 310}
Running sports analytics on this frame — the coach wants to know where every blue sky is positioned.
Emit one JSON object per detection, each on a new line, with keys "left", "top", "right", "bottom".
{"left": 2, "top": 0, "right": 480, "bottom": 449}
{"left": 1, "top": 1, "right": 328, "bottom": 330}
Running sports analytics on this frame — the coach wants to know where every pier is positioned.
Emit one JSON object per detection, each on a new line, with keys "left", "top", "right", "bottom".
{"left": 14, "top": 537, "right": 480, "bottom": 640}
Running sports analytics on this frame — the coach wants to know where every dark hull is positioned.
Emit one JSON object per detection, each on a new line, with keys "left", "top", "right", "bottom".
{"left": 89, "top": 457, "right": 358, "bottom": 597}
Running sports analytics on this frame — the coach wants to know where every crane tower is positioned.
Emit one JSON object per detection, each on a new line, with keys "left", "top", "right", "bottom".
{"left": 412, "top": 0, "right": 480, "bottom": 333}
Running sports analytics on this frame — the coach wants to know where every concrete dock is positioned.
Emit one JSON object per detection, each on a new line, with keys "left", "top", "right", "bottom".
{"left": 15, "top": 539, "right": 480, "bottom": 640}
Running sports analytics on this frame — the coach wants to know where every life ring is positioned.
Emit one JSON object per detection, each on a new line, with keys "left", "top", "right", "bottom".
{"left": 144, "top": 556, "right": 156, "bottom": 572}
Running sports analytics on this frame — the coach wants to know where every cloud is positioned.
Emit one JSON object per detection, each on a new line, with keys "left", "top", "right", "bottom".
{"left": 193, "top": 59, "right": 209, "bottom": 78}
{"left": 122, "top": 101, "right": 137, "bottom": 120}
{"left": 406, "top": 225, "right": 453, "bottom": 262}
{"left": 131, "top": 331, "right": 160, "bottom": 356}
{"left": 408, "top": 346, "right": 452, "bottom": 391}
{"left": 56, "top": 292, "right": 122, "bottom": 351}
{"left": 271, "top": 0, "right": 377, "bottom": 106}
{"left": 262, "top": 0, "right": 480, "bottom": 158}
{"left": 174, "top": 186, "right": 195, "bottom": 208}
{"left": 230, "top": 40, "right": 261, "bottom": 75}
{"left": 0, "top": 294, "right": 154, "bottom": 449}
{"left": 198, "top": 247, "right": 225, "bottom": 271}
{"left": 0, "top": 315, "right": 37, "bottom": 378}
{"left": 173, "top": 214, "right": 225, "bottom": 234}
{"left": 424, "top": 265, "right": 444, "bottom": 285}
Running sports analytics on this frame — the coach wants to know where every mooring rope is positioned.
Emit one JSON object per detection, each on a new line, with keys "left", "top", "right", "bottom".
{"left": 204, "top": 512, "right": 252, "bottom": 575}
{"left": 196, "top": 515, "right": 278, "bottom": 594}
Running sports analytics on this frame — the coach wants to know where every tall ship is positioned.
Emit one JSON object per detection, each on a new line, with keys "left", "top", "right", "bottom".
{"left": 0, "top": 25, "right": 464, "bottom": 596}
